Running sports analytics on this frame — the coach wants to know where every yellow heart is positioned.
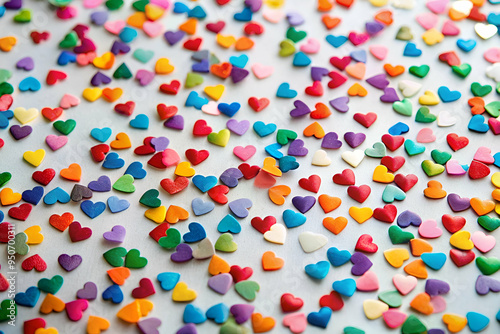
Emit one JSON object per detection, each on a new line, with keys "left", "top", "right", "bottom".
{"left": 144, "top": 206, "right": 167, "bottom": 223}
{"left": 24, "top": 225, "right": 44, "bottom": 245}
{"left": 116, "top": 300, "right": 141, "bottom": 323}
{"left": 82, "top": 87, "right": 103, "bottom": 102}
{"left": 23, "top": 149, "right": 46, "bottom": 167}
{"left": 383, "top": 248, "right": 409, "bottom": 268}
{"left": 14, "top": 107, "right": 39, "bottom": 124}
{"left": 155, "top": 58, "right": 174, "bottom": 74}
{"left": 172, "top": 282, "right": 197, "bottom": 302}
{"left": 35, "top": 328, "right": 59, "bottom": 334}
{"left": 87, "top": 315, "right": 110, "bottom": 334}
{"left": 491, "top": 172, "right": 500, "bottom": 188}
{"left": 363, "top": 299, "right": 388, "bottom": 320}
{"left": 349, "top": 206, "right": 373, "bottom": 224}
{"left": 262, "top": 157, "right": 282, "bottom": 177}
{"left": 265, "top": 0, "right": 285, "bottom": 8}
{"left": 174, "top": 161, "right": 195, "bottom": 177}
{"left": 449, "top": 230, "right": 474, "bottom": 250}
{"left": 93, "top": 52, "right": 115, "bottom": 70}
{"left": 418, "top": 90, "right": 439, "bottom": 106}
{"left": 204, "top": 84, "right": 225, "bottom": 101}
{"left": 145, "top": 4, "right": 165, "bottom": 21}
{"left": 496, "top": 203, "right": 500, "bottom": 215}
{"left": 0, "top": 36, "right": 17, "bottom": 52}
{"left": 216, "top": 34, "right": 236, "bottom": 48}
{"left": 442, "top": 313, "right": 467, "bottom": 333}
{"left": 0, "top": 188, "right": 22, "bottom": 206}
{"left": 137, "top": 299, "right": 154, "bottom": 316}
{"left": 422, "top": 28, "right": 444, "bottom": 46}
{"left": 372, "top": 165, "right": 394, "bottom": 183}
{"left": 369, "top": 0, "right": 389, "bottom": 6}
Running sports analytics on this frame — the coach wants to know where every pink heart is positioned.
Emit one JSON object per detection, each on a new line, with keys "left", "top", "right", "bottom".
{"left": 416, "top": 128, "right": 436, "bottom": 143}
{"left": 418, "top": 219, "right": 443, "bottom": 239}
{"left": 233, "top": 145, "right": 256, "bottom": 161}
{"left": 162, "top": 148, "right": 180, "bottom": 167}
{"left": 57, "top": 6, "right": 78, "bottom": 19}
{"left": 484, "top": 47, "right": 500, "bottom": 63}
{"left": 369, "top": 45, "right": 388, "bottom": 60}
{"left": 76, "top": 52, "right": 96, "bottom": 66}
{"left": 60, "top": 94, "right": 81, "bottom": 109}
{"left": 445, "top": 159, "right": 467, "bottom": 175}
{"left": 201, "top": 101, "right": 220, "bottom": 115}
{"left": 83, "top": 0, "right": 103, "bottom": 8}
{"left": 262, "top": 8, "right": 285, "bottom": 23}
{"left": 104, "top": 20, "right": 126, "bottom": 35}
{"left": 356, "top": 270, "right": 379, "bottom": 291}
{"left": 282, "top": 313, "right": 307, "bottom": 333}
{"left": 430, "top": 295, "right": 447, "bottom": 313}
{"left": 473, "top": 146, "right": 494, "bottom": 164}
{"left": 393, "top": 274, "right": 417, "bottom": 295}
{"left": 426, "top": 0, "right": 448, "bottom": 14}
{"left": 471, "top": 231, "right": 496, "bottom": 253}
{"left": 150, "top": 0, "right": 170, "bottom": 8}
{"left": 299, "top": 38, "right": 320, "bottom": 54}
{"left": 46, "top": 135, "right": 68, "bottom": 151}
{"left": 441, "top": 20, "right": 460, "bottom": 36}
{"left": 416, "top": 13, "right": 439, "bottom": 30}
{"left": 143, "top": 21, "right": 163, "bottom": 38}
{"left": 251, "top": 63, "right": 274, "bottom": 79}
{"left": 382, "top": 309, "right": 407, "bottom": 328}
{"left": 136, "top": 70, "right": 155, "bottom": 86}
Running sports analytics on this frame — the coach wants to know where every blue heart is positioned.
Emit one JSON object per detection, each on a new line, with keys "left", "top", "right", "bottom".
{"left": 404, "top": 139, "right": 425, "bottom": 156}
{"left": 192, "top": 59, "right": 209, "bottom": 73}
{"left": 421, "top": 252, "right": 446, "bottom": 270}
{"left": 192, "top": 175, "right": 217, "bottom": 193}
{"left": 102, "top": 152, "right": 125, "bottom": 169}
{"left": 19, "top": 77, "right": 41, "bottom": 92}
{"left": 173, "top": 2, "right": 190, "bottom": 13}
{"left": 325, "top": 35, "right": 347, "bottom": 48}
{"left": 218, "top": 102, "right": 240, "bottom": 117}
{"left": 80, "top": 200, "right": 106, "bottom": 219}
{"left": 282, "top": 209, "right": 306, "bottom": 228}
{"left": 265, "top": 143, "right": 284, "bottom": 159}
{"left": 129, "top": 114, "right": 149, "bottom": 129}
{"left": 0, "top": 6, "right": 5, "bottom": 17}
{"left": 487, "top": 12, "right": 500, "bottom": 25}
{"left": 0, "top": 114, "right": 9, "bottom": 129}
{"left": 102, "top": 284, "right": 123, "bottom": 304}
{"left": 185, "top": 91, "right": 208, "bottom": 110}
{"left": 456, "top": 39, "right": 476, "bottom": 52}
{"left": 206, "top": 303, "right": 229, "bottom": 324}
{"left": 253, "top": 121, "right": 277, "bottom": 137}
{"left": 0, "top": 110, "right": 13, "bottom": 119}
{"left": 57, "top": 51, "right": 77, "bottom": 66}
{"left": 276, "top": 83, "right": 297, "bottom": 98}
{"left": 466, "top": 312, "right": 489, "bottom": 332}
{"left": 90, "top": 127, "right": 112, "bottom": 142}
{"left": 183, "top": 222, "right": 206, "bottom": 243}
{"left": 326, "top": 247, "right": 351, "bottom": 267}
{"left": 307, "top": 307, "right": 332, "bottom": 328}
{"left": 437, "top": 86, "right": 461, "bottom": 103}
{"left": 305, "top": 261, "right": 330, "bottom": 279}
{"left": 22, "top": 186, "right": 44, "bottom": 205}
{"left": 403, "top": 42, "right": 422, "bottom": 57}
{"left": 125, "top": 161, "right": 147, "bottom": 179}
{"left": 157, "top": 272, "right": 180, "bottom": 290}
{"left": 388, "top": 122, "right": 409, "bottom": 135}
{"left": 332, "top": 278, "right": 356, "bottom": 297}
{"left": 233, "top": 7, "right": 252, "bottom": 22}
{"left": 0, "top": 210, "right": 4, "bottom": 222}
{"left": 493, "top": 152, "right": 500, "bottom": 168}
{"left": 350, "top": 50, "right": 367, "bottom": 63}
{"left": 217, "top": 214, "right": 241, "bottom": 233}
{"left": 107, "top": 196, "right": 130, "bottom": 213}
{"left": 188, "top": 5, "right": 206, "bottom": 19}
{"left": 293, "top": 52, "right": 311, "bottom": 67}
{"left": 14, "top": 286, "right": 40, "bottom": 307}
{"left": 191, "top": 198, "right": 215, "bottom": 216}
{"left": 229, "top": 54, "right": 249, "bottom": 68}
{"left": 183, "top": 304, "right": 206, "bottom": 324}
{"left": 119, "top": 27, "right": 138, "bottom": 43}
{"left": 279, "top": 155, "right": 300, "bottom": 173}
{"left": 468, "top": 114, "right": 489, "bottom": 133}
{"left": 43, "top": 187, "right": 70, "bottom": 205}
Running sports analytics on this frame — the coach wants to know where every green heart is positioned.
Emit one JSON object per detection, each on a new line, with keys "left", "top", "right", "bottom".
{"left": 220, "top": 317, "right": 246, "bottom": 334}
{"left": 497, "top": 82, "right": 500, "bottom": 95}
{"left": 279, "top": 39, "right": 296, "bottom": 57}
{"left": 451, "top": 63, "right": 471, "bottom": 78}
{"left": 476, "top": 256, "right": 500, "bottom": 275}
{"left": 378, "top": 290, "right": 402, "bottom": 308}
{"left": 470, "top": 82, "right": 492, "bottom": 97}
{"left": 0, "top": 82, "right": 14, "bottom": 96}
{"left": 409, "top": 65, "right": 430, "bottom": 78}
{"left": 207, "top": 129, "right": 230, "bottom": 147}
{"left": 485, "top": 101, "right": 500, "bottom": 117}
{"left": 133, "top": 49, "right": 154, "bottom": 63}
{"left": 286, "top": 27, "right": 307, "bottom": 43}
{"left": 0, "top": 172, "right": 12, "bottom": 188}
{"left": 14, "top": 232, "right": 29, "bottom": 255}
{"left": 185, "top": 72, "right": 204, "bottom": 88}
{"left": 13, "top": 9, "right": 32, "bottom": 23}
{"left": 382, "top": 185, "right": 406, "bottom": 203}
{"left": 0, "top": 69, "right": 12, "bottom": 83}
{"left": 276, "top": 129, "right": 297, "bottom": 145}
{"left": 343, "top": 327, "right": 365, "bottom": 334}
{"left": 113, "top": 175, "right": 135, "bottom": 193}
{"left": 0, "top": 299, "right": 16, "bottom": 322}
{"left": 210, "top": 53, "right": 220, "bottom": 65}
{"left": 113, "top": 63, "right": 133, "bottom": 79}
{"left": 38, "top": 275, "right": 64, "bottom": 294}
{"left": 364, "top": 142, "right": 386, "bottom": 158}
{"left": 392, "top": 98, "right": 412, "bottom": 116}
{"left": 477, "top": 215, "right": 500, "bottom": 232}
{"left": 234, "top": 280, "right": 260, "bottom": 301}
{"left": 132, "top": 0, "right": 149, "bottom": 11}
{"left": 214, "top": 233, "right": 238, "bottom": 252}
{"left": 158, "top": 228, "right": 181, "bottom": 249}
{"left": 59, "top": 31, "right": 78, "bottom": 48}
{"left": 415, "top": 107, "right": 436, "bottom": 123}
{"left": 106, "top": 0, "right": 124, "bottom": 10}
{"left": 401, "top": 315, "right": 426, "bottom": 334}
{"left": 53, "top": 119, "right": 76, "bottom": 135}
{"left": 103, "top": 247, "right": 127, "bottom": 267}
{"left": 395, "top": 26, "right": 413, "bottom": 41}
{"left": 125, "top": 249, "right": 148, "bottom": 268}
{"left": 388, "top": 225, "right": 414, "bottom": 244}
{"left": 430, "top": 149, "right": 451, "bottom": 165}
{"left": 140, "top": 189, "right": 161, "bottom": 208}
{"left": 421, "top": 160, "right": 445, "bottom": 177}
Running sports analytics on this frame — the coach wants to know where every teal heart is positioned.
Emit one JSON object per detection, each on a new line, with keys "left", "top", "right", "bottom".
{"left": 253, "top": 121, "right": 277, "bottom": 137}
{"left": 305, "top": 261, "right": 330, "bottom": 280}
{"left": 343, "top": 327, "right": 365, "bottom": 334}
{"left": 133, "top": 49, "right": 154, "bottom": 63}
{"left": 430, "top": 149, "right": 451, "bottom": 165}
{"left": 206, "top": 303, "right": 229, "bottom": 324}
{"left": 139, "top": 189, "right": 161, "bottom": 208}
{"left": 183, "top": 304, "right": 206, "bottom": 324}
{"left": 378, "top": 290, "right": 402, "bottom": 308}
{"left": 234, "top": 280, "right": 260, "bottom": 301}
{"left": 217, "top": 214, "right": 241, "bottom": 233}
{"left": 38, "top": 275, "right": 64, "bottom": 294}
{"left": 276, "top": 83, "right": 297, "bottom": 98}
{"left": 404, "top": 139, "right": 425, "bottom": 156}
{"left": 332, "top": 278, "right": 356, "bottom": 297}
{"left": 0, "top": 69, "right": 12, "bottom": 83}
{"left": 293, "top": 51, "right": 311, "bottom": 67}
{"left": 382, "top": 185, "right": 406, "bottom": 203}
{"left": 129, "top": 114, "right": 149, "bottom": 129}
{"left": 90, "top": 127, "right": 112, "bottom": 142}
{"left": 364, "top": 142, "right": 386, "bottom": 158}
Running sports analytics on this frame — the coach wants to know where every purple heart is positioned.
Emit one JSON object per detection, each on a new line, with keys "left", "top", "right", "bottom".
{"left": 230, "top": 304, "right": 255, "bottom": 324}
{"left": 10, "top": 125, "right": 32, "bottom": 140}
{"left": 244, "top": 0, "right": 262, "bottom": 12}
{"left": 380, "top": 87, "right": 400, "bottom": 103}
{"left": 329, "top": 96, "right": 349, "bottom": 113}
{"left": 286, "top": 11, "right": 305, "bottom": 26}
{"left": 230, "top": 67, "right": 249, "bottom": 84}
{"left": 176, "top": 323, "right": 197, "bottom": 334}
{"left": 58, "top": 254, "right": 82, "bottom": 272}
{"left": 138, "top": 317, "right": 162, "bottom": 334}
{"left": 475, "top": 275, "right": 500, "bottom": 295}
{"left": 226, "top": 119, "right": 250, "bottom": 136}
{"left": 88, "top": 175, "right": 111, "bottom": 192}
{"left": 207, "top": 273, "right": 233, "bottom": 294}
{"left": 290, "top": 100, "right": 311, "bottom": 118}
{"left": 136, "top": 69, "right": 155, "bottom": 86}
{"left": 164, "top": 30, "right": 186, "bottom": 45}
{"left": 311, "top": 66, "right": 329, "bottom": 82}
{"left": 171, "top": 243, "right": 193, "bottom": 263}
{"left": 425, "top": 279, "right": 450, "bottom": 296}
{"left": 447, "top": 193, "right": 470, "bottom": 212}
{"left": 76, "top": 282, "right": 97, "bottom": 300}
{"left": 321, "top": 132, "right": 342, "bottom": 149}
{"left": 16, "top": 57, "right": 34, "bottom": 71}
{"left": 228, "top": 198, "right": 253, "bottom": 218}
{"left": 164, "top": 115, "right": 184, "bottom": 130}
{"left": 90, "top": 72, "right": 111, "bottom": 87}
{"left": 396, "top": 210, "right": 422, "bottom": 228}
{"left": 344, "top": 132, "right": 366, "bottom": 148}
{"left": 428, "top": 330, "right": 445, "bottom": 334}
{"left": 365, "top": 21, "right": 385, "bottom": 36}
{"left": 90, "top": 11, "right": 108, "bottom": 25}
{"left": 220, "top": 168, "right": 243, "bottom": 188}
{"left": 150, "top": 137, "right": 169, "bottom": 151}
{"left": 291, "top": 196, "right": 316, "bottom": 214}
{"left": 74, "top": 38, "right": 96, "bottom": 54}
{"left": 366, "top": 74, "right": 389, "bottom": 90}
{"left": 288, "top": 139, "right": 308, "bottom": 156}
{"left": 4, "top": 0, "right": 22, "bottom": 10}
{"left": 350, "top": 252, "right": 372, "bottom": 276}
{"left": 110, "top": 40, "right": 130, "bottom": 55}
{"left": 103, "top": 225, "right": 126, "bottom": 243}
{"left": 192, "top": 59, "right": 209, "bottom": 73}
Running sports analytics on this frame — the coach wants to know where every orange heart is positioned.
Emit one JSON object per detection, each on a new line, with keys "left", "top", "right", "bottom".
{"left": 210, "top": 62, "right": 233, "bottom": 79}
{"left": 235, "top": 36, "right": 254, "bottom": 51}
{"left": 310, "top": 102, "right": 331, "bottom": 119}
{"left": 410, "top": 292, "right": 433, "bottom": 315}
{"left": 423, "top": 180, "right": 446, "bottom": 199}
{"left": 321, "top": 15, "right": 341, "bottom": 29}
{"left": 318, "top": 194, "right": 341, "bottom": 213}
{"left": 40, "top": 293, "right": 65, "bottom": 314}
{"left": 110, "top": 132, "right": 132, "bottom": 149}
{"left": 492, "top": 188, "right": 500, "bottom": 201}
{"left": 0, "top": 188, "right": 22, "bottom": 206}
{"left": 127, "top": 12, "right": 147, "bottom": 28}
{"left": 268, "top": 185, "right": 291, "bottom": 205}
{"left": 409, "top": 238, "right": 433, "bottom": 256}
{"left": 345, "top": 62, "right": 366, "bottom": 80}
{"left": 374, "top": 9, "right": 393, "bottom": 25}
{"left": 107, "top": 267, "right": 131, "bottom": 285}
{"left": 179, "top": 18, "right": 197, "bottom": 35}
{"left": 0, "top": 36, "right": 17, "bottom": 52}
{"left": 262, "top": 251, "right": 284, "bottom": 271}
{"left": 166, "top": 205, "right": 189, "bottom": 224}
{"left": 322, "top": 216, "right": 347, "bottom": 235}
{"left": 404, "top": 259, "right": 428, "bottom": 279}
{"left": 262, "top": 157, "right": 282, "bottom": 177}
{"left": 87, "top": 315, "right": 110, "bottom": 334}
{"left": 101, "top": 87, "right": 123, "bottom": 102}
{"left": 116, "top": 300, "right": 141, "bottom": 323}
{"left": 252, "top": 313, "right": 276, "bottom": 333}
{"left": 470, "top": 197, "right": 495, "bottom": 215}
{"left": 317, "top": 0, "right": 334, "bottom": 11}
{"left": 448, "top": 8, "right": 468, "bottom": 21}
{"left": 442, "top": 313, "right": 468, "bottom": 333}
{"left": 60, "top": 163, "right": 82, "bottom": 182}
{"left": 383, "top": 64, "right": 405, "bottom": 77}
{"left": 303, "top": 121, "right": 325, "bottom": 138}
{"left": 347, "top": 83, "right": 367, "bottom": 97}
{"left": 208, "top": 255, "right": 230, "bottom": 275}
{"left": 468, "top": 97, "right": 485, "bottom": 115}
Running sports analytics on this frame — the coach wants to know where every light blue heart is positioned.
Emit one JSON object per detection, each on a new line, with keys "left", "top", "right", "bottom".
{"left": 332, "top": 278, "right": 356, "bottom": 297}
{"left": 283, "top": 209, "right": 306, "bottom": 228}
{"left": 90, "top": 127, "right": 112, "bottom": 142}
{"left": 456, "top": 39, "right": 476, "bottom": 52}
{"left": 185, "top": 91, "right": 208, "bottom": 110}
{"left": 118, "top": 27, "right": 138, "bottom": 43}
{"left": 107, "top": 196, "right": 130, "bottom": 213}
{"left": 191, "top": 198, "right": 215, "bottom": 216}
{"left": 468, "top": 114, "right": 489, "bottom": 133}
{"left": 217, "top": 214, "right": 241, "bottom": 234}
{"left": 325, "top": 35, "right": 347, "bottom": 48}
{"left": 157, "top": 272, "right": 180, "bottom": 291}
{"left": 466, "top": 312, "right": 489, "bottom": 332}
{"left": 129, "top": 114, "right": 149, "bottom": 129}
{"left": 276, "top": 83, "right": 297, "bottom": 98}
{"left": 192, "top": 175, "right": 217, "bottom": 193}
{"left": 19, "top": 77, "right": 41, "bottom": 92}
{"left": 43, "top": 187, "right": 70, "bottom": 205}
{"left": 305, "top": 261, "right": 330, "bottom": 280}
{"left": 437, "top": 86, "right": 461, "bottom": 103}
{"left": 183, "top": 304, "right": 206, "bottom": 324}
{"left": 403, "top": 42, "right": 422, "bottom": 57}
{"left": 293, "top": 51, "right": 311, "bottom": 67}
{"left": 327, "top": 247, "right": 351, "bottom": 267}
{"left": 229, "top": 54, "right": 248, "bottom": 68}
{"left": 206, "top": 303, "right": 229, "bottom": 324}
{"left": 265, "top": 143, "right": 284, "bottom": 159}
{"left": 421, "top": 252, "right": 446, "bottom": 270}
{"left": 253, "top": 121, "right": 277, "bottom": 137}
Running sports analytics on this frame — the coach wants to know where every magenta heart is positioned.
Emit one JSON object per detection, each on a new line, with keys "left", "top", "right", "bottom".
{"left": 65, "top": 299, "right": 88, "bottom": 321}
{"left": 321, "top": 132, "right": 342, "bottom": 149}
{"left": 170, "top": 243, "right": 193, "bottom": 263}
{"left": 230, "top": 304, "right": 255, "bottom": 324}
{"left": 207, "top": 273, "right": 233, "bottom": 294}
{"left": 76, "top": 282, "right": 97, "bottom": 300}
{"left": 58, "top": 254, "right": 82, "bottom": 271}
{"left": 103, "top": 225, "right": 126, "bottom": 243}
{"left": 74, "top": 38, "right": 96, "bottom": 54}
{"left": 226, "top": 119, "right": 250, "bottom": 136}
{"left": 136, "top": 69, "right": 155, "bottom": 86}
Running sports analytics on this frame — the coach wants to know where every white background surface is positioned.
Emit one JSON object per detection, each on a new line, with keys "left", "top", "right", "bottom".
{"left": 1, "top": 0, "right": 500, "bottom": 333}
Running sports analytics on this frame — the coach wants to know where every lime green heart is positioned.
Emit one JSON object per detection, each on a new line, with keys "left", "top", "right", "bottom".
{"left": 0, "top": 69, "right": 12, "bottom": 83}
{"left": 103, "top": 247, "right": 127, "bottom": 267}
{"left": 113, "top": 175, "right": 136, "bottom": 193}
{"left": 485, "top": 101, "right": 500, "bottom": 117}
{"left": 477, "top": 215, "right": 500, "bottom": 232}
{"left": 431, "top": 149, "right": 451, "bottom": 165}
{"left": 14, "top": 232, "right": 29, "bottom": 255}
{"left": 220, "top": 317, "right": 247, "bottom": 334}
{"left": 38, "top": 275, "right": 64, "bottom": 294}
{"left": 409, "top": 65, "right": 429, "bottom": 78}
{"left": 106, "top": 0, "right": 124, "bottom": 10}
{"left": 185, "top": 72, "right": 204, "bottom": 88}
{"left": 286, "top": 27, "right": 307, "bottom": 43}
{"left": 470, "top": 82, "right": 492, "bottom": 97}
{"left": 158, "top": 228, "right": 181, "bottom": 249}
{"left": 207, "top": 129, "right": 230, "bottom": 147}
{"left": 364, "top": 142, "right": 386, "bottom": 158}
{"left": 133, "top": 49, "right": 154, "bottom": 63}
{"left": 0, "top": 172, "right": 12, "bottom": 188}
{"left": 59, "top": 31, "right": 78, "bottom": 48}
{"left": 125, "top": 249, "right": 148, "bottom": 268}
{"left": 0, "top": 299, "right": 16, "bottom": 322}
{"left": 452, "top": 63, "right": 471, "bottom": 78}
{"left": 113, "top": 63, "right": 133, "bottom": 79}
{"left": 388, "top": 225, "right": 414, "bottom": 244}
{"left": 132, "top": 0, "right": 149, "bottom": 11}
{"left": 214, "top": 233, "right": 238, "bottom": 252}
{"left": 344, "top": 327, "right": 365, "bottom": 334}
{"left": 234, "top": 280, "right": 260, "bottom": 301}
{"left": 378, "top": 290, "right": 402, "bottom": 308}
{"left": 421, "top": 160, "right": 445, "bottom": 177}
{"left": 140, "top": 189, "right": 161, "bottom": 208}
{"left": 401, "top": 315, "right": 426, "bottom": 334}
{"left": 276, "top": 129, "right": 297, "bottom": 145}
{"left": 279, "top": 39, "right": 296, "bottom": 57}
{"left": 14, "top": 9, "right": 32, "bottom": 23}
{"left": 415, "top": 106, "right": 436, "bottom": 123}
{"left": 476, "top": 256, "right": 500, "bottom": 275}
{"left": 392, "top": 98, "right": 412, "bottom": 116}
{"left": 497, "top": 82, "right": 500, "bottom": 95}
{"left": 0, "top": 82, "right": 14, "bottom": 96}
{"left": 53, "top": 119, "right": 76, "bottom": 135}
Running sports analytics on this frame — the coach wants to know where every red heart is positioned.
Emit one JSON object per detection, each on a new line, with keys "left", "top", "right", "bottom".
{"left": 298, "top": 174, "right": 321, "bottom": 193}
{"left": 329, "top": 56, "right": 351, "bottom": 71}
{"left": 30, "top": 31, "right": 50, "bottom": 44}
{"left": 468, "top": 160, "right": 490, "bottom": 179}
{"left": 305, "top": 81, "right": 323, "bottom": 96}
{"left": 49, "top": 212, "right": 74, "bottom": 231}
{"left": 160, "top": 176, "right": 189, "bottom": 195}
{"left": 347, "top": 185, "right": 371, "bottom": 203}
{"left": 23, "top": 317, "right": 47, "bottom": 334}
{"left": 281, "top": 293, "right": 304, "bottom": 312}
{"left": 468, "top": 5, "right": 487, "bottom": 22}
{"left": 355, "top": 234, "right": 378, "bottom": 253}
{"left": 319, "top": 291, "right": 344, "bottom": 311}
{"left": 46, "top": 70, "right": 67, "bottom": 85}
{"left": 438, "top": 51, "right": 460, "bottom": 67}
{"left": 381, "top": 134, "right": 404, "bottom": 151}
{"left": 134, "top": 137, "right": 155, "bottom": 155}
{"left": 32, "top": 168, "right": 56, "bottom": 186}
{"left": 0, "top": 222, "right": 12, "bottom": 242}
{"left": 68, "top": 221, "right": 92, "bottom": 242}
{"left": 149, "top": 222, "right": 170, "bottom": 242}
{"left": 441, "top": 214, "right": 466, "bottom": 234}
{"left": 446, "top": 133, "right": 469, "bottom": 151}
{"left": 21, "top": 254, "right": 47, "bottom": 272}
{"left": 394, "top": 173, "right": 418, "bottom": 192}
{"left": 159, "top": 80, "right": 181, "bottom": 95}
{"left": 192, "top": 119, "right": 212, "bottom": 136}
{"left": 41, "top": 107, "right": 63, "bottom": 121}
{"left": 90, "top": 144, "right": 110, "bottom": 162}
{"left": 148, "top": 152, "right": 168, "bottom": 169}
{"left": 0, "top": 138, "right": 3, "bottom": 149}
{"left": 450, "top": 249, "right": 475, "bottom": 267}
{"left": 208, "top": 185, "right": 229, "bottom": 204}
{"left": 373, "top": 204, "right": 397, "bottom": 223}
{"left": 183, "top": 37, "right": 202, "bottom": 51}
{"left": 132, "top": 278, "right": 156, "bottom": 298}
{"left": 0, "top": 94, "right": 13, "bottom": 111}
{"left": 244, "top": 22, "right": 264, "bottom": 35}
{"left": 206, "top": 21, "right": 226, "bottom": 33}
{"left": 114, "top": 101, "right": 135, "bottom": 116}
{"left": 229, "top": 265, "right": 253, "bottom": 283}
{"left": 157, "top": 104, "right": 178, "bottom": 120}
{"left": 353, "top": 112, "right": 377, "bottom": 128}
{"left": 238, "top": 163, "right": 260, "bottom": 179}
{"left": 248, "top": 97, "right": 270, "bottom": 112}
{"left": 185, "top": 149, "right": 209, "bottom": 165}
{"left": 251, "top": 216, "right": 276, "bottom": 234}
{"left": 0, "top": 273, "right": 8, "bottom": 291}
{"left": 336, "top": 0, "right": 354, "bottom": 8}
{"left": 216, "top": 0, "right": 231, "bottom": 5}
{"left": 332, "top": 169, "right": 355, "bottom": 185}
{"left": 8, "top": 203, "right": 33, "bottom": 221}
{"left": 381, "top": 156, "right": 405, "bottom": 172}
{"left": 327, "top": 71, "right": 348, "bottom": 89}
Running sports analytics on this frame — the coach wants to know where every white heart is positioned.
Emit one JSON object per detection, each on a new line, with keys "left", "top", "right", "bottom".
{"left": 311, "top": 149, "right": 331, "bottom": 166}
{"left": 437, "top": 110, "right": 457, "bottom": 127}
{"left": 264, "top": 224, "right": 286, "bottom": 245}
{"left": 341, "top": 150, "right": 364, "bottom": 168}
{"left": 451, "top": 0, "right": 473, "bottom": 15}
{"left": 392, "top": 0, "right": 416, "bottom": 9}
{"left": 486, "top": 63, "right": 500, "bottom": 82}
{"left": 298, "top": 231, "right": 328, "bottom": 253}
{"left": 475, "top": 23, "right": 498, "bottom": 40}
{"left": 398, "top": 80, "right": 421, "bottom": 97}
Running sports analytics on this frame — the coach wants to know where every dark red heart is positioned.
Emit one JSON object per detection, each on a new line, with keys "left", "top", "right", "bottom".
{"left": 394, "top": 173, "right": 418, "bottom": 192}
{"left": 238, "top": 163, "right": 260, "bottom": 179}
{"left": 159, "top": 80, "right": 180, "bottom": 95}
{"left": 68, "top": 221, "right": 92, "bottom": 242}
{"left": 373, "top": 204, "right": 397, "bottom": 223}
{"left": 229, "top": 265, "right": 253, "bottom": 283}
{"left": 32, "top": 168, "right": 56, "bottom": 186}
{"left": 251, "top": 216, "right": 276, "bottom": 234}
{"left": 185, "top": 149, "right": 209, "bottom": 165}
{"left": 347, "top": 185, "right": 371, "bottom": 203}
{"left": 332, "top": 169, "right": 355, "bottom": 185}
{"left": 380, "top": 156, "right": 405, "bottom": 172}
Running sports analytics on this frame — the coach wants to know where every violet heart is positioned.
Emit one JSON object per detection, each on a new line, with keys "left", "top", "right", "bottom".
{"left": 329, "top": 96, "right": 349, "bottom": 113}
{"left": 380, "top": 87, "right": 400, "bottom": 103}
{"left": 287, "top": 11, "right": 305, "bottom": 26}
{"left": 164, "top": 115, "right": 184, "bottom": 130}
{"left": 226, "top": 119, "right": 250, "bottom": 136}
{"left": 136, "top": 69, "right": 155, "bottom": 86}
{"left": 150, "top": 136, "right": 169, "bottom": 151}
{"left": 425, "top": 279, "right": 450, "bottom": 296}
{"left": 447, "top": 193, "right": 470, "bottom": 212}
{"left": 16, "top": 57, "right": 34, "bottom": 71}
{"left": 207, "top": 273, "right": 233, "bottom": 294}
{"left": 321, "top": 132, "right": 342, "bottom": 149}
{"left": 76, "top": 282, "right": 98, "bottom": 300}
{"left": 110, "top": 41, "right": 130, "bottom": 55}
{"left": 220, "top": 168, "right": 243, "bottom": 188}
{"left": 344, "top": 132, "right": 366, "bottom": 148}
{"left": 138, "top": 317, "right": 162, "bottom": 334}
{"left": 171, "top": 243, "right": 193, "bottom": 263}
{"left": 245, "top": 0, "right": 262, "bottom": 12}
{"left": 228, "top": 198, "right": 253, "bottom": 218}
{"left": 90, "top": 72, "right": 111, "bottom": 86}
{"left": 365, "top": 21, "right": 385, "bottom": 36}
{"left": 4, "top": 0, "right": 22, "bottom": 10}
{"left": 366, "top": 73, "right": 389, "bottom": 90}
{"left": 88, "top": 175, "right": 111, "bottom": 192}
{"left": 288, "top": 139, "right": 308, "bottom": 156}
{"left": 350, "top": 252, "right": 373, "bottom": 276}
{"left": 103, "top": 225, "right": 126, "bottom": 243}
{"left": 164, "top": 30, "right": 186, "bottom": 45}
{"left": 176, "top": 323, "right": 196, "bottom": 334}
{"left": 230, "top": 304, "right": 255, "bottom": 324}
{"left": 290, "top": 100, "right": 311, "bottom": 118}
{"left": 397, "top": 210, "right": 422, "bottom": 227}
{"left": 475, "top": 275, "right": 500, "bottom": 295}
{"left": 230, "top": 67, "right": 249, "bottom": 84}
{"left": 90, "top": 11, "right": 108, "bottom": 25}
{"left": 58, "top": 254, "right": 83, "bottom": 272}
{"left": 10, "top": 125, "right": 32, "bottom": 140}
{"left": 292, "top": 196, "right": 316, "bottom": 213}
{"left": 310, "top": 66, "right": 329, "bottom": 82}
{"left": 192, "top": 59, "right": 209, "bottom": 72}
